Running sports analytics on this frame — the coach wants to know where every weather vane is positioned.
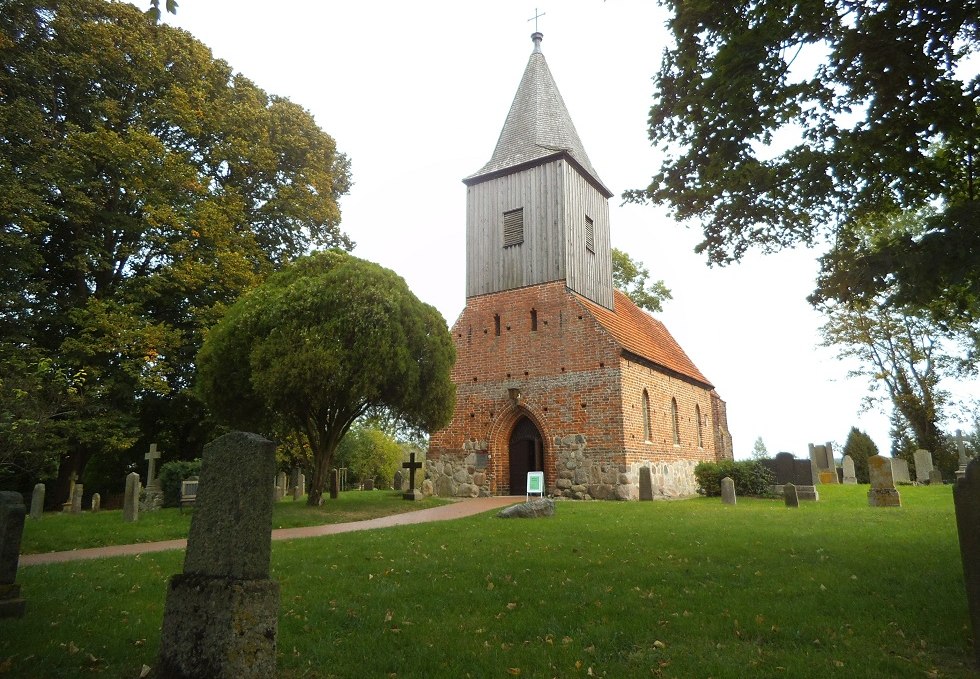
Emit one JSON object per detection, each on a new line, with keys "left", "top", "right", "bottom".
{"left": 528, "top": 8, "right": 545, "bottom": 32}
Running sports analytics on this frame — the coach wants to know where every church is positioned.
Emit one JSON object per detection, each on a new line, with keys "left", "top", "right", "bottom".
{"left": 426, "top": 32, "right": 733, "bottom": 500}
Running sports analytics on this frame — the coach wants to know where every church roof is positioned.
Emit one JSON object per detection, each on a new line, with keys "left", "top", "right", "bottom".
{"left": 465, "top": 32, "right": 612, "bottom": 197}
{"left": 576, "top": 289, "right": 714, "bottom": 389}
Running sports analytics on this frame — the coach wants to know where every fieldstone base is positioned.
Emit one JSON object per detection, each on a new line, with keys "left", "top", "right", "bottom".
{"left": 498, "top": 498, "right": 555, "bottom": 518}
{"left": 141, "top": 487, "right": 164, "bottom": 513}
{"left": 868, "top": 487, "right": 902, "bottom": 507}
{"left": 155, "top": 574, "right": 279, "bottom": 679}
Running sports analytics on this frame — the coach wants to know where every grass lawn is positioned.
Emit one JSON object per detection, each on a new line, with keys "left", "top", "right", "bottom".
{"left": 1, "top": 484, "right": 975, "bottom": 678}
{"left": 18, "top": 490, "right": 449, "bottom": 554}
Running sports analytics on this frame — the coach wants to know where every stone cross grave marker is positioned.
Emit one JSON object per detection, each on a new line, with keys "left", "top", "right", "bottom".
{"left": 842, "top": 455, "right": 857, "bottom": 484}
{"left": 0, "top": 491, "right": 27, "bottom": 618}
{"left": 954, "top": 459, "right": 980, "bottom": 668}
{"left": 638, "top": 466, "right": 653, "bottom": 501}
{"left": 914, "top": 449, "right": 934, "bottom": 484}
{"left": 145, "top": 443, "right": 161, "bottom": 488}
{"left": 29, "top": 484, "right": 44, "bottom": 520}
{"left": 957, "top": 429, "right": 973, "bottom": 480}
{"left": 783, "top": 482, "right": 799, "bottom": 508}
{"left": 867, "top": 455, "right": 901, "bottom": 507}
{"left": 403, "top": 452, "right": 423, "bottom": 501}
{"left": 157, "top": 431, "right": 279, "bottom": 679}
{"left": 721, "top": 476, "right": 736, "bottom": 505}
{"left": 123, "top": 471, "right": 140, "bottom": 522}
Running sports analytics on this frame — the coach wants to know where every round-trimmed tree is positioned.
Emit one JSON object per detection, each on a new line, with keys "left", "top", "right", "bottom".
{"left": 196, "top": 250, "right": 456, "bottom": 505}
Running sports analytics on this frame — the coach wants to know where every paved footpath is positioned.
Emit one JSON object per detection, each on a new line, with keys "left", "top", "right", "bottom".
{"left": 20, "top": 495, "right": 523, "bottom": 567}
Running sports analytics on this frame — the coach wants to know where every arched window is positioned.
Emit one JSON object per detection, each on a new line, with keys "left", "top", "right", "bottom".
{"left": 642, "top": 390, "right": 651, "bottom": 442}
{"left": 671, "top": 398, "right": 680, "bottom": 445}
{"left": 695, "top": 404, "right": 703, "bottom": 448}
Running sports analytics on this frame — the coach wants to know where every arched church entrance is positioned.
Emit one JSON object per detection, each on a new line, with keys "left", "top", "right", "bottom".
{"left": 508, "top": 416, "right": 544, "bottom": 495}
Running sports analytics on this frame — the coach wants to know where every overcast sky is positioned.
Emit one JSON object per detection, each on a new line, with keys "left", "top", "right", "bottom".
{"left": 167, "top": 0, "right": 977, "bottom": 458}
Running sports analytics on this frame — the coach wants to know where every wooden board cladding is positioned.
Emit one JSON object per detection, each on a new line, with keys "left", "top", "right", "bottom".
{"left": 465, "top": 158, "right": 614, "bottom": 310}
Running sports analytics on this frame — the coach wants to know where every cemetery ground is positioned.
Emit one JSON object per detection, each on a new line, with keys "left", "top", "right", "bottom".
{"left": 1, "top": 485, "right": 975, "bottom": 678}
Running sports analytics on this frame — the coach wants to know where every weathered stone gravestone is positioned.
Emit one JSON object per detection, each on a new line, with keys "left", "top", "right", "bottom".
{"left": 809, "top": 442, "right": 839, "bottom": 484}
{"left": 156, "top": 431, "right": 279, "bottom": 679}
{"left": 720, "top": 476, "right": 736, "bottom": 505}
{"left": 953, "top": 459, "right": 980, "bottom": 668}
{"left": 498, "top": 498, "right": 555, "bottom": 519}
{"left": 842, "top": 455, "right": 857, "bottom": 484}
{"left": 123, "top": 472, "right": 140, "bottom": 523}
{"left": 913, "top": 449, "right": 934, "bottom": 484}
{"left": 62, "top": 471, "right": 78, "bottom": 512}
{"left": 867, "top": 455, "right": 902, "bottom": 507}
{"left": 393, "top": 470, "right": 404, "bottom": 492}
{"left": 0, "top": 491, "right": 27, "bottom": 618}
{"left": 289, "top": 467, "right": 300, "bottom": 498}
{"left": 70, "top": 483, "right": 83, "bottom": 514}
{"left": 929, "top": 469, "right": 944, "bottom": 485}
{"left": 292, "top": 473, "right": 305, "bottom": 501}
{"left": 638, "top": 466, "right": 653, "bottom": 501}
{"left": 91, "top": 493, "right": 101, "bottom": 513}
{"left": 891, "top": 458, "right": 911, "bottom": 484}
{"left": 762, "top": 452, "right": 819, "bottom": 501}
{"left": 783, "top": 482, "right": 799, "bottom": 508}
{"left": 956, "top": 429, "right": 974, "bottom": 481}
{"left": 29, "top": 484, "right": 44, "bottom": 520}
{"left": 141, "top": 443, "right": 164, "bottom": 512}
{"left": 402, "top": 452, "right": 423, "bottom": 501}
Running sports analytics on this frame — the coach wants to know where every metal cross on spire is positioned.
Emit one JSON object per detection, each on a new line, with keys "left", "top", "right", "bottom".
{"left": 528, "top": 7, "right": 546, "bottom": 32}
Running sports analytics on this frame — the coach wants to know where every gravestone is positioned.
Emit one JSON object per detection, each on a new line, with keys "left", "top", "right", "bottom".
{"left": 273, "top": 480, "right": 283, "bottom": 503}
{"left": 276, "top": 472, "right": 287, "bottom": 495}
{"left": 0, "top": 491, "right": 27, "bottom": 618}
{"left": 842, "top": 455, "right": 857, "bottom": 484}
{"left": 330, "top": 469, "right": 339, "bottom": 500}
{"left": 809, "top": 442, "right": 839, "bottom": 484}
{"left": 891, "top": 458, "right": 911, "bottom": 484}
{"left": 62, "top": 471, "right": 78, "bottom": 512}
{"left": 289, "top": 468, "right": 300, "bottom": 497}
{"left": 70, "top": 483, "right": 83, "bottom": 514}
{"left": 953, "top": 459, "right": 980, "bottom": 668}
{"left": 157, "top": 431, "right": 279, "bottom": 679}
{"left": 868, "top": 455, "right": 902, "bottom": 507}
{"left": 142, "top": 443, "right": 164, "bottom": 512}
{"left": 123, "top": 472, "right": 140, "bottom": 522}
{"left": 393, "top": 470, "right": 404, "bottom": 492}
{"left": 91, "top": 493, "right": 101, "bottom": 513}
{"left": 292, "top": 473, "right": 305, "bottom": 501}
{"left": 402, "top": 452, "right": 423, "bottom": 501}
{"left": 29, "top": 484, "right": 44, "bottom": 520}
{"left": 783, "top": 482, "right": 799, "bottom": 508}
{"left": 929, "top": 469, "right": 944, "bottom": 485}
{"left": 720, "top": 476, "right": 736, "bottom": 505}
{"left": 638, "top": 466, "right": 653, "bottom": 501}
{"left": 363, "top": 479, "right": 374, "bottom": 491}
{"left": 763, "top": 452, "right": 819, "bottom": 501}
{"left": 913, "top": 449, "right": 934, "bottom": 484}
{"left": 957, "top": 429, "right": 973, "bottom": 481}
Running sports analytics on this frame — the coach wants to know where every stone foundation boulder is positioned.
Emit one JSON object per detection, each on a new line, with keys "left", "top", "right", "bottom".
{"left": 497, "top": 498, "right": 555, "bottom": 519}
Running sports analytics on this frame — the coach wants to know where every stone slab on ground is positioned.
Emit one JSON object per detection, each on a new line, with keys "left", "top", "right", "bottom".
{"left": 498, "top": 498, "right": 555, "bottom": 519}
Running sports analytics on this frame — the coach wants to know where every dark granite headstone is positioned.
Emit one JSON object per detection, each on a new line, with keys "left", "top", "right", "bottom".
{"left": 954, "top": 459, "right": 980, "bottom": 668}
{"left": 0, "top": 491, "right": 27, "bottom": 618}
{"left": 638, "top": 467, "right": 653, "bottom": 501}
{"left": 783, "top": 483, "right": 799, "bottom": 508}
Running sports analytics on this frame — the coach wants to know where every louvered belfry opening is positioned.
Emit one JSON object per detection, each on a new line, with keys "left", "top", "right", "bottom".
{"left": 503, "top": 208, "right": 524, "bottom": 247}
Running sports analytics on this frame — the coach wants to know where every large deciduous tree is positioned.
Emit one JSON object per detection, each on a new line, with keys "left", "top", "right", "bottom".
{"left": 611, "top": 247, "right": 672, "bottom": 313}
{"left": 0, "top": 0, "right": 351, "bottom": 500}
{"left": 631, "top": 1, "right": 980, "bottom": 324}
{"left": 196, "top": 251, "right": 456, "bottom": 506}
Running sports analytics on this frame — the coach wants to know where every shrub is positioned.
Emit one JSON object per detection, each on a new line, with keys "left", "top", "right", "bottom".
{"left": 158, "top": 459, "right": 202, "bottom": 507}
{"left": 694, "top": 460, "right": 775, "bottom": 498}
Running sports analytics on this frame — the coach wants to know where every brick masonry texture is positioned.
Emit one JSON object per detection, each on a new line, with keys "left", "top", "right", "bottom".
{"left": 428, "top": 281, "right": 733, "bottom": 500}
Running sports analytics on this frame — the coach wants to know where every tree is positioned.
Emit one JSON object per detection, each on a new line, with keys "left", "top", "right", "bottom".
{"left": 335, "top": 426, "right": 403, "bottom": 489}
{"left": 0, "top": 0, "right": 351, "bottom": 499}
{"left": 750, "top": 436, "right": 768, "bottom": 460}
{"left": 841, "top": 426, "right": 878, "bottom": 484}
{"left": 611, "top": 248, "right": 672, "bottom": 313}
{"left": 630, "top": 1, "right": 980, "bottom": 325}
{"left": 196, "top": 251, "right": 456, "bottom": 506}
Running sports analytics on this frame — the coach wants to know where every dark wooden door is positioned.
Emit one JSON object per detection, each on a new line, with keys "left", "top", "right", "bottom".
{"left": 509, "top": 417, "right": 543, "bottom": 494}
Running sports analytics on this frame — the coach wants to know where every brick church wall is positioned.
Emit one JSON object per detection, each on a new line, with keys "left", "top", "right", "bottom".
{"left": 428, "top": 281, "right": 730, "bottom": 499}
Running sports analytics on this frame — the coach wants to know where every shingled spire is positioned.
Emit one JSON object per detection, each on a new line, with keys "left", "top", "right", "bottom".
{"left": 466, "top": 32, "right": 611, "bottom": 198}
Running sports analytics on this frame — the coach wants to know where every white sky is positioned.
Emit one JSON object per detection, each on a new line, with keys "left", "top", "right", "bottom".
{"left": 167, "top": 0, "right": 977, "bottom": 458}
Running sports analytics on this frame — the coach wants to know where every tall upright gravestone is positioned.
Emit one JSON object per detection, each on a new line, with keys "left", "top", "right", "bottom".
{"left": 156, "top": 431, "right": 279, "bottom": 679}
{"left": 954, "top": 459, "right": 980, "bottom": 668}
{"left": 842, "top": 455, "right": 857, "bottom": 484}
{"left": 867, "top": 455, "right": 901, "bottom": 507}
{"left": 0, "top": 492, "right": 27, "bottom": 618}
{"left": 809, "top": 442, "right": 839, "bottom": 484}
{"left": 123, "top": 472, "right": 140, "bottom": 523}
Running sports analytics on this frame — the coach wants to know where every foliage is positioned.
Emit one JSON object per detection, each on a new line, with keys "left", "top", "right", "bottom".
{"left": 7, "top": 486, "right": 973, "bottom": 678}
{"left": 694, "top": 459, "right": 774, "bottom": 497}
{"left": 630, "top": 1, "right": 980, "bottom": 328}
{"left": 146, "top": 0, "right": 177, "bottom": 21}
{"left": 611, "top": 247, "right": 672, "bottom": 313}
{"left": 157, "top": 458, "right": 201, "bottom": 508}
{"left": 841, "top": 426, "right": 877, "bottom": 484}
{"left": 334, "top": 426, "right": 402, "bottom": 488}
{"left": 0, "top": 0, "right": 351, "bottom": 501}
{"left": 196, "top": 251, "right": 456, "bottom": 505}
{"left": 750, "top": 436, "right": 768, "bottom": 460}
